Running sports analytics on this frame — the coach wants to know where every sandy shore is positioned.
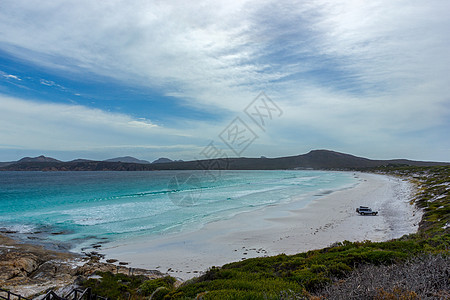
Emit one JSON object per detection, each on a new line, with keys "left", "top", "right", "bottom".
{"left": 102, "top": 172, "right": 422, "bottom": 280}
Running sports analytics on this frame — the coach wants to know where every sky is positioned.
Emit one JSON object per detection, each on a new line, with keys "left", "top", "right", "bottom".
{"left": 0, "top": 0, "right": 449, "bottom": 162}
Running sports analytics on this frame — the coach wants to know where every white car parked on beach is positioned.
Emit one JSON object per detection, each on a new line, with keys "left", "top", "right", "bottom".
{"left": 356, "top": 206, "right": 378, "bottom": 216}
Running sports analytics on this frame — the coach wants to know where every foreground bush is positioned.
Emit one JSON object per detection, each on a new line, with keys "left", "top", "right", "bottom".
{"left": 81, "top": 272, "right": 176, "bottom": 299}
{"left": 315, "top": 253, "right": 449, "bottom": 299}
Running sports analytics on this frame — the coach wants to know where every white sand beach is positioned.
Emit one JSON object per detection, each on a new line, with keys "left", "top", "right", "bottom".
{"left": 101, "top": 173, "right": 422, "bottom": 280}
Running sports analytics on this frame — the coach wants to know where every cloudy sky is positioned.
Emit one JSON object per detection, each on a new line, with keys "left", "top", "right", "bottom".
{"left": 0, "top": 0, "right": 449, "bottom": 162}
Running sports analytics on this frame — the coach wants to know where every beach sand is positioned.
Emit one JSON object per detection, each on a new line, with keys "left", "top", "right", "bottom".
{"left": 101, "top": 172, "right": 422, "bottom": 280}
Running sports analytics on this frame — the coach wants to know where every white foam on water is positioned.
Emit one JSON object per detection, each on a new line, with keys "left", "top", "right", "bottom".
{"left": 0, "top": 170, "right": 357, "bottom": 251}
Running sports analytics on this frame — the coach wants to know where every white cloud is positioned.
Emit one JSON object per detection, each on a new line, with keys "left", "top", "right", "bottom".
{"left": 39, "top": 79, "right": 59, "bottom": 87}
{"left": 0, "top": 0, "right": 449, "bottom": 160}
{"left": 0, "top": 94, "right": 241, "bottom": 160}
{"left": 3, "top": 74, "right": 21, "bottom": 80}
{"left": 1, "top": 70, "right": 22, "bottom": 81}
{"left": 1, "top": 0, "right": 448, "bottom": 107}
{"left": 0, "top": 0, "right": 278, "bottom": 111}
{"left": 0, "top": 95, "right": 188, "bottom": 151}
{"left": 127, "top": 120, "right": 158, "bottom": 129}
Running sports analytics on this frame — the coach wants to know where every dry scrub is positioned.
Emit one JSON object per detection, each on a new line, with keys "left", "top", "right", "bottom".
{"left": 316, "top": 254, "right": 449, "bottom": 299}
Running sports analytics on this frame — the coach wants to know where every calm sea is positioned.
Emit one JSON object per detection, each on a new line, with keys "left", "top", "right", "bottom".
{"left": 0, "top": 170, "right": 357, "bottom": 252}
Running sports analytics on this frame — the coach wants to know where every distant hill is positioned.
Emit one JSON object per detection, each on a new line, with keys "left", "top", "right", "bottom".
{"left": 143, "top": 149, "right": 448, "bottom": 170}
{"left": 152, "top": 157, "right": 173, "bottom": 164}
{"left": 0, "top": 161, "right": 15, "bottom": 167}
{"left": 104, "top": 156, "right": 150, "bottom": 164}
{"left": 0, "top": 155, "right": 61, "bottom": 168}
{"left": 151, "top": 158, "right": 184, "bottom": 164}
{"left": 17, "top": 155, "right": 61, "bottom": 163}
{"left": 0, "top": 150, "right": 448, "bottom": 171}
{"left": 0, "top": 155, "right": 62, "bottom": 168}
{"left": 69, "top": 159, "right": 94, "bottom": 163}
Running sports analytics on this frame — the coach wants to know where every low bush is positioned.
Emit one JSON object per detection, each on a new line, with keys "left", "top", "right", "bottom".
{"left": 138, "top": 276, "right": 176, "bottom": 296}
{"left": 81, "top": 272, "right": 176, "bottom": 300}
{"left": 315, "top": 253, "right": 449, "bottom": 299}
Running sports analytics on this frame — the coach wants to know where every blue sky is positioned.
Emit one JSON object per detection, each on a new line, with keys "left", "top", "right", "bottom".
{"left": 0, "top": 0, "right": 449, "bottom": 162}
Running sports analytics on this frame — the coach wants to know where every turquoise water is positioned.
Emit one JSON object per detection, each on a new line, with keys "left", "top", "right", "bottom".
{"left": 0, "top": 170, "right": 357, "bottom": 251}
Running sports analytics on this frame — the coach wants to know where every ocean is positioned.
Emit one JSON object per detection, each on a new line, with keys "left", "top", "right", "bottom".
{"left": 0, "top": 170, "right": 357, "bottom": 252}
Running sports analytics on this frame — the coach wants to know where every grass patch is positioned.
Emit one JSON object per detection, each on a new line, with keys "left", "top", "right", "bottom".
{"left": 81, "top": 272, "right": 176, "bottom": 299}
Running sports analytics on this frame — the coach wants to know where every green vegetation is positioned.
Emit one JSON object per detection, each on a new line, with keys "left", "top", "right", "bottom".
{"left": 82, "top": 272, "right": 146, "bottom": 299}
{"left": 82, "top": 166, "right": 449, "bottom": 299}
{"left": 138, "top": 277, "right": 176, "bottom": 298}
{"left": 81, "top": 272, "right": 176, "bottom": 299}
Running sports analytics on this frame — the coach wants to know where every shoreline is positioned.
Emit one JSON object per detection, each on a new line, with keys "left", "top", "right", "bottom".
{"left": 101, "top": 172, "right": 422, "bottom": 280}
{"left": 0, "top": 232, "right": 165, "bottom": 297}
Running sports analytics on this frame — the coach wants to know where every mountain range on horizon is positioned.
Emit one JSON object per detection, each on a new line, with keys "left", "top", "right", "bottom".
{"left": 0, "top": 150, "right": 448, "bottom": 171}
{"left": 0, "top": 155, "right": 181, "bottom": 168}
{"left": 103, "top": 156, "right": 151, "bottom": 164}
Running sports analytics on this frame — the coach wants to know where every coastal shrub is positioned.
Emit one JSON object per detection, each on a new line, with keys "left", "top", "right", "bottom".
{"left": 290, "top": 267, "right": 331, "bottom": 291}
{"left": 315, "top": 254, "right": 449, "bottom": 299}
{"left": 81, "top": 271, "right": 150, "bottom": 299}
{"left": 170, "top": 277, "right": 303, "bottom": 299}
{"left": 363, "top": 250, "right": 407, "bottom": 264}
{"left": 138, "top": 276, "right": 176, "bottom": 296}
{"left": 375, "top": 287, "right": 419, "bottom": 300}
{"left": 222, "top": 253, "right": 292, "bottom": 273}
{"left": 149, "top": 286, "right": 171, "bottom": 300}
{"left": 309, "top": 264, "right": 327, "bottom": 273}
{"left": 327, "top": 262, "right": 351, "bottom": 276}
{"left": 200, "top": 289, "right": 288, "bottom": 300}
